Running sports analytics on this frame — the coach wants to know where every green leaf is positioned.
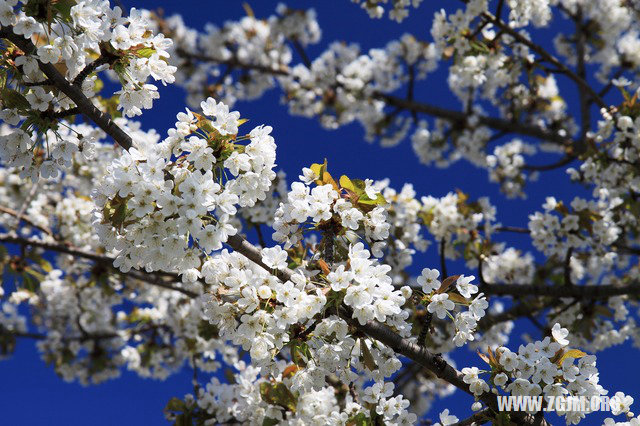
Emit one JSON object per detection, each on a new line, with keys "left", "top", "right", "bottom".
{"left": 0, "top": 70, "right": 7, "bottom": 90}
{"left": 291, "top": 340, "right": 312, "bottom": 367}
{"left": 1, "top": 88, "right": 30, "bottom": 110}
{"left": 52, "top": 0, "right": 77, "bottom": 22}
{"left": 22, "top": 271, "right": 40, "bottom": 292}
{"left": 470, "top": 41, "right": 490, "bottom": 54}
{"left": 260, "top": 382, "right": 297, "bottom": 412}
{"left": 359, "top": 339, "right": 377, "bottom": 371}
{"left": 358, "top": 193, "right": 385, "bottom": 206}
{"left": 346, "top": 412, "right": 372, "bottom": 426}
{"left": 339, "top": 175, "right": 355, "bottom": 192}
{"left": 448, "top": 293, "right": 470, "bottom": 304}
{"left": 111, "top": 200, "right": 128, "bottom": 229}
{"left": 165, "top": 397, "right": 186, "bottom": 412}
{"left": 136, "top": 47, "right": 156, "bottom": 58}
{"left": 262, "top": 418, "right": 279, "bottom": 426}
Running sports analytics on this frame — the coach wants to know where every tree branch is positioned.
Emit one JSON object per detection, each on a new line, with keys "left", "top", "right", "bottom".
{"left": 226, "top": 233, "right": 546, "bottom": 425}
{"left": 0, "top": 206, "right": 54, "bottom": 237}
{"left": 171, "top": 40, "right": 577, "bottom": 148}
{"left": 177, "top": 48, "right": 290, "bottom": 76}
{"left": 523, "top": 155, "right": 576, "bottom": 171}
{"left": 452, "top": 407, "right": 493, "bottom": 426}
{"left": 343, "top": 306, "right": 547, "bottom": 425}
{"left": 0, "top": 27, "right": 133, "bottom": 151}
{"left": 0, "top": 234, "right": 197, "bottom": 298}
{"left": 482, "top": 282, "right": 640, "bottom": 299}
{"left": 72, "top": 52, "right": 119, "bottom": 87}
{"left": 374, "top": 92, "right": 571, "bottom": 145}
{"left": 483, "top": 11, "right": 608, "bottom": 111}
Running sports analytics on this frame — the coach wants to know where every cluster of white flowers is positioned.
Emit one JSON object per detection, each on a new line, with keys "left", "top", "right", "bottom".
{"left": 202, "top": 243, "right": 410, "bottom": 363}
{"left": 0, "top": 0, "right": 176, "bottom": 180}
{"left": 153, "top": 4, "right": 320, "bottom": 108}
{"left": 351, "top": 0, "right": 424, "bottom": 22}
{"left": 484, "top": 324, "right": 628, "bottom": 425}
{"left": 420, "top": 191, "right": 496, "bottom": 261}
{"left": 571, "top": 114, "right": 640, "bottom": 201}
{"left": 182, "top": 352, "right": 417, "bottom": 424}
{"left": 0, "top": 116, "right": 99, "bottom": 181}
{"left": 376, "top": 182, "right": 430, "bottom": 282}
{"left": 482, "top": 247, "right": 535, "bottom": 285}
{"left": 486, "top": 139, "right": 538, "bottom": 198}
{"left": 417, "top": 269, "right": 489, "bottom": 347}
{"left": 92, "top": 99, "right": 276, "bottom": 274}
{"left": 273, "top": 166, "right": 390, "bottom": 253}
{"left": 528, "top": 196, "right": 621, "bottom": 259}
{"left": 280, "top": 34, "right": 438, "bottom": 142}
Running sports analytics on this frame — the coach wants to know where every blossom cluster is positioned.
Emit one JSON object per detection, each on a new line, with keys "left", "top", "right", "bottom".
{"left": 350, "top": 0, "right": 424, "bottom": 22}
{"left": 417, "top": 269, "right": 488, "bottom": 347}
{"left": 280, "top": 34, "right": 438, "bottom": 144}
{"left": 1, "top": 1, "right": 640, "bottom": 425}
{"left": 153, "top": 4, "right": 320, "bottom": 108}
{"left": 92, "top": 98, "right": 276, "bottom": 274}
{"left": 481, "top": 324, "right": 627, "bottom": 425}
{"left": 0, "top": 0, "right": 176, "bottom": 180}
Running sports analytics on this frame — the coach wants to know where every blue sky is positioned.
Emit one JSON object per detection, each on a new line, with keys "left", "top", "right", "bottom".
{"left": 0, "top": 1, "right": 637, "bottom": 425}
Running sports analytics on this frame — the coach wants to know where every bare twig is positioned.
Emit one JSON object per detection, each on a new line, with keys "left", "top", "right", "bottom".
{"left": 0, "top": 206, "right": 54, "bottom": 237}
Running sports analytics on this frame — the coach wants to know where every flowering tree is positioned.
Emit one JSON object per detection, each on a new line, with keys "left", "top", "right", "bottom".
{"left": 1, "top": 0, "right": 640, "bottom": 424}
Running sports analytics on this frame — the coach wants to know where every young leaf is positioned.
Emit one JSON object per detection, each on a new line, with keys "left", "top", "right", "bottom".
{"left": 317, "top": 259, "right": 330, "bottom": 275}
{"left": 359, "top": 339, "right": 377, "bottom": 371}
{"left": 260, "top": 382, "right": 297, "bottom": 412}
{"left": 436, "top": 275, "right": 461, "bottom": 294}
{"left": 339, "top": 175, "right": 355, "bottom": 192}
{"left": 291, "top": 340, "right": 312, "bottom": 367}
{"left": 282, "top": 364, "right": 299, "bottom": 379}
{"left": 346, "top": 412, "right": 372, "bottom": 426}
{"left": 556, "top": 349, "right": 587, "bottom": 366}
{"left": 477, "top": 351, "right": 491, "bottom": 365}
{"left": 136, "top": 47, "right": 156, "bottom": 58}
{"left": 448, "top": 293, "right": 470, "bottom": 304}
{"left": 1, "top": 88, "right": 30, "bottom": 110}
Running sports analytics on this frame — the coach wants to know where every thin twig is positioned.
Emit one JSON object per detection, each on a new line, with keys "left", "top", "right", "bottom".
{"left": 484, "top": 11, "right": 608, "bottom": 110}
{"left": 0, "top": 206, "right": 54, "bottom": 236}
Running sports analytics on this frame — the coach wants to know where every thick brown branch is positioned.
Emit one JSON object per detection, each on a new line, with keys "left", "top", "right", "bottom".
{"left": 344, "top": 308, "right": 546, "bottom": 425}
{"left": 523, "top": 155, "right": 576, "bottom": 171}
{"left": 72, "top": 52, "right": 118, "bottom": 87}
